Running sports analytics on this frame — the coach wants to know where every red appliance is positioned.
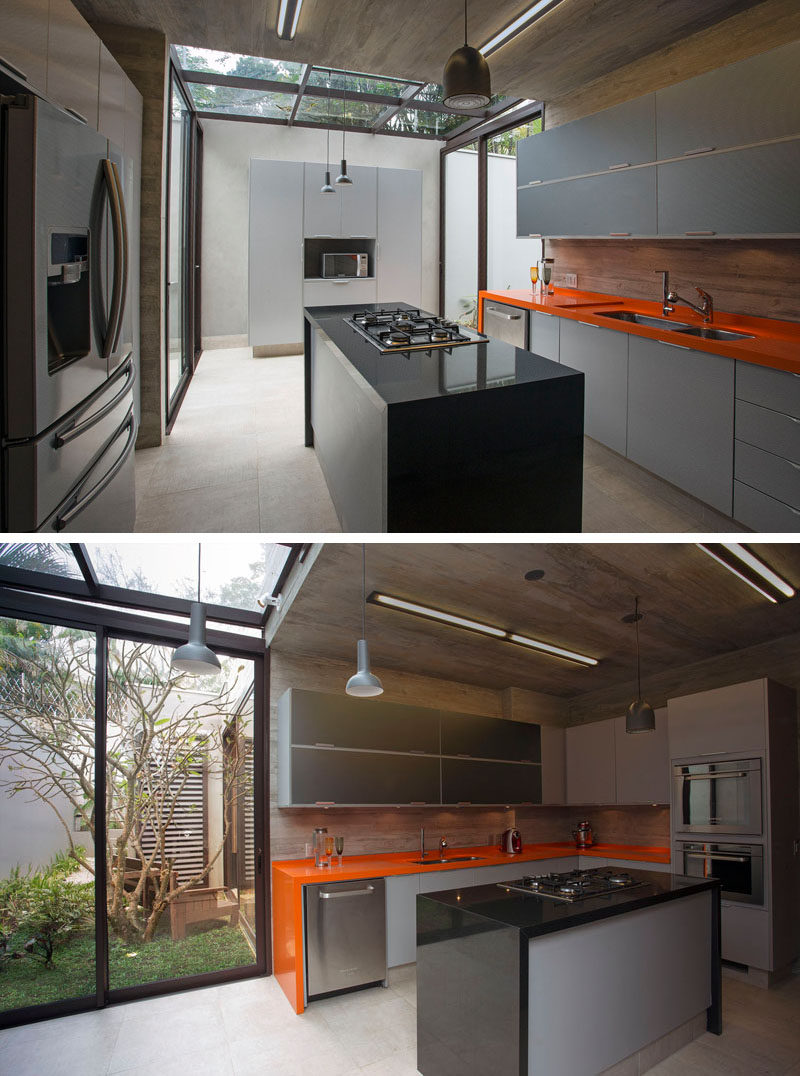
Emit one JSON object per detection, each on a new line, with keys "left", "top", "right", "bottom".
{"left": 501, "top": 828, "right": 522, "bottom": 854}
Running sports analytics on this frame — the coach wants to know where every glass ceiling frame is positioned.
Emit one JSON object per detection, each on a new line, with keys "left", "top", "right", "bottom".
{"left": 172, "top": 46, "right": 522, "bottom": 141}
{"left": 0, "top": 543, "right": 303, "bottom": 631}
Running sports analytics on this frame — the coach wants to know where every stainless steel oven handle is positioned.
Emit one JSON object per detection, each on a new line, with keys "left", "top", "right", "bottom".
{"left": 318, "top": 886, "right": 375, "bottom": 899}
{"left": 680, "top": 772, "right": 747, "bottom": 780}
{"left": 685, "top": 852, "right": 749, "bottom": 863}
{"left": 54, "top": 357, "right": 135, "bottom": 447}
{"left": 56, "top": 410, "right": 135, "bottom": 530}
{"left": 102, "top": 159, "right": 129, "bottom": 359}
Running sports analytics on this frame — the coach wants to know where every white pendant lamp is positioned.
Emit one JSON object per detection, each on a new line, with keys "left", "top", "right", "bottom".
{"left": 171, "top": 546, "right": 222, "bottom": 676}
{"left": 623, "top": 596, "right": 654, "bottom": 734}
{"left": 321, "top": 70, "right": 335, "bottom": 193}
{"left": 345, "top": 544, "right": 383, "bottom": 697}
{"left": 336, "top": 74, "right": 353, "bottom": 185}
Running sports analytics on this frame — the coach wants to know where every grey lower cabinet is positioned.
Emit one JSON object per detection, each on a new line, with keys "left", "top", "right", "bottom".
{"left": 386, "top": 874, "right": 420, "bottom": 967}
{"left": 627, "top": 335, "right": 735, "bottom": 514}
{"left": 517, "top": 166, "right": 657, "bottom": 238}
{"left": 565, "top": 721, "right": 616, "bottom": 805}
{"left": 558, "top": 319, "right": 628, "bottom": 454}
{"left": 722, "top": 904, "right": 770, "bottom": 969}
{"left": 657, "top": 140, "right": 800, "bottom": 236}
{"left": 529, "top": 311, "right": 560, "bottom": 362}
{"left": 613, "top": 708, "right": 669, "bottom": 805}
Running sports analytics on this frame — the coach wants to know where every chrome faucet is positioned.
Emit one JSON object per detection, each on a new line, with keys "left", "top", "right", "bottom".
{"left": 656, "top": 270, "right": 714, "bottom": 323}
{"left": 420, "top": 826, "right": 425, "bottom": 861}
{"left": 439, "top": 837, "right": 448, "bottom": 860}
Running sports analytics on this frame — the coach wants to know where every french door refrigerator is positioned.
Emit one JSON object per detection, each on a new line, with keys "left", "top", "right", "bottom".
{"left": 1, "top": 90, "right": 137, "bottom": 532}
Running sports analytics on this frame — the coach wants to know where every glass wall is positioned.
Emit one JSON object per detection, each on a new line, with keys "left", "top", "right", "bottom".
{"left": 443, "top": 143, "right": 479, "bottom": 327}
{"left": 487, "top": 118, "right": 543, "bottom": 292}
{"left": 0, "top": 619, "right": 97, "bottom": 1015}
{"left": 166, "top": 76, "right": 192, "bottom": 415}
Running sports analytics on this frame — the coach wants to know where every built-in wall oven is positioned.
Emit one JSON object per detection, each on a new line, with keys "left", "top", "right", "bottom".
{"left": 673, "top": 758, "right": 762, "bottom": 836}
{"left": 677, "top": 841, "right": 764, "bottom": 905}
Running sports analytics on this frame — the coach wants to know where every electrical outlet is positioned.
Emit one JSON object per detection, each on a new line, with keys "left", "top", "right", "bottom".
{"left": 564, "top": 272, "right": 578, "bottom": 288}
{"left": 304, "top": 843, "right": 311, "bottom": 857}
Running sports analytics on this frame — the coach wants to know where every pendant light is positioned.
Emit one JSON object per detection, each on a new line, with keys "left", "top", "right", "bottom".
{"left": 443, "top": 0, "right": 492, "bottom": 109}
{"left": 171, "top": 546, "right": 222, "bottom": 676}
{"left": 335, "top": 74, "right": 353, "bottom": 185}
{"left": 622, "top": 596, "right": 654, "bottom": 734}
{"left": 345, "top": 545, "right": 383, "bottom": 697}
{"left": 321, "top": 70, "right": 335, "bottom": 194}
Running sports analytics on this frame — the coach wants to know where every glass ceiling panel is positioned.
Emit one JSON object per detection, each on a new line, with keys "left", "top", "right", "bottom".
{"left": 307, "top": 68, "right": 419, "bottom": 97}
{"left": 296, "top": 95, "right": 388, "bottom": 127}
{"left": 0, "top": 542, "right": 83, "bottom": 578}
{"left": 385, "top": 108, "right": 469, "bottom": 136}
{"left": 187, "top": 84, "right": 296, "bottom": 119}
{"left": 84, "top": 543, "right": 291, "bottom": 613}
{"left": 175, "top": 46, "right": 304, "bottom": 84}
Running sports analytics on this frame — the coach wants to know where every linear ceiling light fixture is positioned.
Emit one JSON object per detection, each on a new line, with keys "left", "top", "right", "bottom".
{"left": 277, "top": 0, "right": 303, "bottom": 40}
{"left": 697, "top": 544, "right": 796, "bottom": 604}
{"left": 479, "top": 0, "right": 563, "bottom": 58}
{"left": 368, "top": 592, "right": 598, "bottom": 667}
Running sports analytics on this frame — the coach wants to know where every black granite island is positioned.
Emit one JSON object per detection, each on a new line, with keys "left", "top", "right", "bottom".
{"left": 303, "top": 303, "right": 584, "bottom": 532}
{"left": 416, "top": 869, "right": 721, "bottom": 1076}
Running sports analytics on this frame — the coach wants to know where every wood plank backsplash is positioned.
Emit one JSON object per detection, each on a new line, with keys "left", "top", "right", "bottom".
{"left": 546, "top": 238, "right": 800, "bottom": 322}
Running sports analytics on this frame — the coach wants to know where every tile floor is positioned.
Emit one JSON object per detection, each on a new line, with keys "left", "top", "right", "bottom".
{"left": 133, "top": 346, "right": 745, "bottom": 534}
{"left": 2, "top": 966, "right": 798, "bottom": 1076}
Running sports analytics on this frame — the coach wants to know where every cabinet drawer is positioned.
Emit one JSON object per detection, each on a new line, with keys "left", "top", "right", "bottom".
{"left": 734, "top": 479, "right": 800, "bottom": 532}
{"left": 735, "top": 441, "right": 800, "bottom": 509}
{"left": 304, "top": 278, "right": 377, "bottom": 306}
{"left": 529, "top": 311, "right": 560, "bottom": 362}
{"left": 721, "top": 903, "right": 770, "bottom": 969}
{"left": 735, "top": 399, "right": 799, "bottom": 463}
{"left": 736, "top": 361, "right": 800, "bottom": 419}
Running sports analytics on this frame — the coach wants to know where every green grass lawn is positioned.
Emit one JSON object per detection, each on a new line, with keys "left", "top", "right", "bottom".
{"left": 1, "top": 920, "right": 255, "bottom": 1014}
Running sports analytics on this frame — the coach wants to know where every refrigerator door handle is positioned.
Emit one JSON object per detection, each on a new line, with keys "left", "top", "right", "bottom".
{"left": 55, "top": 408, "right": 135, "bottom": 530}
{"left": 102, "top": 159, "right": 128, "bottom": 359}
{"left": 54, "top": 355, "right": 135, "bottom": 447}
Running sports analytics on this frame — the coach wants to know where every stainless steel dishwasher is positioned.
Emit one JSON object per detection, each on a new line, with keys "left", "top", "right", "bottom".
{"left": 483, "top": 300, "right": 528, "bottom": 348}
{"left": 305, "top": 877, "right": 387, "bottom": 1000}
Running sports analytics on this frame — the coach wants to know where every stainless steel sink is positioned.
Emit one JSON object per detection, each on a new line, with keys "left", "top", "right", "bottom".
{"left": 597, "top": 311, "right": 693, "bottom": 330}
{"left": 408, "top": 856, "right": 485, "bottom": 865}
{"left": 675, "top": 326, "right": 755, "bottom": 341}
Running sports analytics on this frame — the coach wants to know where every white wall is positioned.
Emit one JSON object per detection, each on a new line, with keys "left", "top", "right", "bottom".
{"left": 0, "top": 755, "right": 75, "bottom": 877}
{"left": 200, "top": 120, "right": 441, "bottom": 340}
{"left": 487, "top": 153, "right": 542, "bottom": 292}
{"left": 443, "top": 148, "right": 478, "bottom": 323}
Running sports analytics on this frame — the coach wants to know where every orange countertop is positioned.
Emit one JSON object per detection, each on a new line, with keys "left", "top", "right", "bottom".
{"left": 271, "top": 841, "right": 670, "bottom": 1013}
{"left": 478, "top": 288, "right": 800, "bottom": 376}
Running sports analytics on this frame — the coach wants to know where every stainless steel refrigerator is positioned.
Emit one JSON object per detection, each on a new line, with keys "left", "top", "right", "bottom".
{"left": 1, "top": 90, "right": 137, "bottom": 532}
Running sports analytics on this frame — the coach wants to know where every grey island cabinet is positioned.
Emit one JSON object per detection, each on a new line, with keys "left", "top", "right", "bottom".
{"left": 416, "top": 870, "right": 721, "bottom": 1076}
{"left": 303, "top": 302, "right": 585, "bottom": 533}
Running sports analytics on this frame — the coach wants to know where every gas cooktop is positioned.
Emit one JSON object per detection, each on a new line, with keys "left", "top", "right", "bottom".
{"left": 498, "top": 867, "right": 646, "bottom": 903}
{"left": 345, "top": 307, "right": 487, "bottom": 353}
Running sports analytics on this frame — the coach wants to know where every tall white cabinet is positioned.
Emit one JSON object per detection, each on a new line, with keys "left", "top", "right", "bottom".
{"left": 248, "top": 161, "right": 423, "bottom": 348}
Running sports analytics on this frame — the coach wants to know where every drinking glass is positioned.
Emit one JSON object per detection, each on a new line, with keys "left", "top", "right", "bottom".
{"left": 335, "top": 836, "right": 344, "bottom": 866}
{"left": 542, "top": 263, "right": 552, "bottom": 287}
{"left": 529, "top": 265, "right": 539, "bottom": 293}
{"left": 324, "top": 836, "right": 334, "bottom": 866}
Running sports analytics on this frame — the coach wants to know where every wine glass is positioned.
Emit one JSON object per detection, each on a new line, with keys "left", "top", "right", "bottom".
{"left": 324, "top": 836, "right": 334, "bottom": 867}
{"left": 529, "top": 265, "right": 539, "bottom": 294}
{"left": 542, "top": 262, "right": 552, "bottom": 290}
{"left": 334, "top": 836, "right": 344, "bottom": 866}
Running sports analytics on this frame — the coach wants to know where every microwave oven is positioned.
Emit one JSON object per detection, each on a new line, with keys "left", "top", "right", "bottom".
{"left": 320, "top": 253, "right": 368, "bottom": 278}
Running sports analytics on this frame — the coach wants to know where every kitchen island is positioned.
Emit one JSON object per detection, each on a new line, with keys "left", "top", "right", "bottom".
{"left": 303, "top": 302, "right": 584, "bottom": 532}
{"left": 416, "top": 868, "right": 721, "bottom": 1076}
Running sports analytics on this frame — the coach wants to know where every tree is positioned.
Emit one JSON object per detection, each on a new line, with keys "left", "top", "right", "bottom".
{"left": 0, "top": 623, "right": 252, "bottom": 944}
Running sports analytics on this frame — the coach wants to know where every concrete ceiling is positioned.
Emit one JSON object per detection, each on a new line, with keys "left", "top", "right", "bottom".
{"left": 271, "top": 543, "right": 800, "bottom": 706}
{"left": 74, "top": 0, "right": 770, "bottom": 103}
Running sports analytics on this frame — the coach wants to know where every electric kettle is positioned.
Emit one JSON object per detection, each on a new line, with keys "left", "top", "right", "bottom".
{"left": 501, "top": 828, "right": 522, "bottom": 854}
{"left": 572, "top": 820, "right": 594, "bottom": 848}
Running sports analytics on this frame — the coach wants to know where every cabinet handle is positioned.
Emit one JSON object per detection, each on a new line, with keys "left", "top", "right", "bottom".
{"left": 457, "top": 753, "right": 471, "bottom": 758}
{"left": 314, "top": 801, "right": 335, "bottom": 805}
{"left": 537, "top": 311, "right": 554, "bottom": 317}
{"left": 527, "top": 180, "right": 543, "bottom": 186}
{"left": 578, "top": 320, "right": 601, "bottom": 328}
{"left": 683, "top": 146, "right": 715, "bottom": 156}
{"left": 609, "top": 232, "right": 631, "bottom": 237}
{"left": 685, "top": 230, "right": 716, "bottom": 236}
{"left": 348, "top": 235, "right": 372, "bottom": 238}
{"left": 311, "top": 234, "right": 336, "bottom": 238}
{"left": 332, "top": 279, "right": 350, "bottom": 284}
{"left": 410, "top": 801, "right": 427, "bottom": 805}
{"left": 528, "top": 233, "right": 542, "bottom": 238}
{"left": 314, "top": 742, "right": 335, "bottom": 748}
{"left": 65, "top": 106, "right": 89, "bottom": 125}
{"left": 0, "top": 55, "right": 28, "bottom": 81}
{"left": 319, "top": 886, "right": 376, "bottom": 899}
{"left": 660, "top": 340, "right": 691, "bottom": 350}
{"left": 609, "top": 162, "right": 630, "bottom": 170}
{"left": 457, "top": 801, "right": 472, "bottom": 805}
{"left": 488, "top": 310, "right": 522, "bottom": 320}
{"left": 409, "top": 749, "right": 427, "bottom": 755}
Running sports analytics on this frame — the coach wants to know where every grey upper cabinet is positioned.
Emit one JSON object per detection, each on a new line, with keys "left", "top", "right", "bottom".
{"left": 667, "top": 679, "right": 768, "bottom": 758}
{"left": 540, "top": 725, "right": 565, "bottom": 804}
{"left": 517, "top": 166, "right": 657, "bottom": 237}
{"left": 613, "top": 708, "right": 669, "bottom": 805}
{"left": 340, "top": 165, "right": 377, "bottom": 237}
{"left": 0, "top": 0, "right": 49, "bottom": 90}
{"left": 377, "top": 167, "right": 422, "bottom": 306}
{"left": 657, "top": 140, "right": 800, "bottom": 236}
{"left": 286, "top": 688, "right": 439, "bottom": 754}
{"left": 558, "top": 319, "right": 628, "bottom": 454}
{"left": 441, "top": 758, "right": 542, "bottom": 805}
{"left": 517, "top": 95, "right": 656, "bottom": 183}
{"left": 289, "top": 747, "right": 440, "bottom": 806}
{"left": 47, "top": 0, "right": 101, "bottom": 129}
{"left": 98, "top": 44, "right": 126, "bottom": 149}
{"left": 566, "top": 721, "right": 615, "bottom": 805}
{"left": 303, "top": 164, "right": 341, "bottom": 237}
{"left": 656, "top": 40, "right": 800, "bottom": 159}
{"left": 440, "top": 712, "right": 541, "bottom": 763}
{"left": 250, "top": 159, "right": 304, "bottom": 346}
{"left": 627, "top": 335, "right": 734, "bottom": 514}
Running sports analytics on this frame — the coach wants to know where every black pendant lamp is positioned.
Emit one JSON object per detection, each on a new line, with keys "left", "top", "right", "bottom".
{"left": 345, "top": 545, "right": 383, "bottom": 697}
{"left": 443, "top": 0, "right": 491, "bottom": 109}
{"left": 336, "top": 74, "right": 353, "bottom": 185}
{"left": 623, "top": 597, "right": 655, "bottom": 734}
{"left": 171, "top": 546, "right": 222, "bottom": 676}
{"left": 321, "top": 70, "right": 335, "bottom": 194}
